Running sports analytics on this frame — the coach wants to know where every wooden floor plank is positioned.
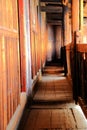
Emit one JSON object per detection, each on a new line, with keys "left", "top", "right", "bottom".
{"left": 18, "top": 66, "right": 87, "bottom": 130}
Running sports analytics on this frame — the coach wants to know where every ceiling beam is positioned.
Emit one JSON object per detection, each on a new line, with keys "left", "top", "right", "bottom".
{"left": 46, "top": 13, "right": 63, "bottom": 20}
{"left": 40, "top": 0, "right": 62, "bottom": 2}
{"left": 48, "top": 23, "right": 62, "bottom": 25}
{"left": 47, "top": 20, "right": 62, "bottom": 25}
{"left": 41, "top": 6, "right": 63, "bottom": 13}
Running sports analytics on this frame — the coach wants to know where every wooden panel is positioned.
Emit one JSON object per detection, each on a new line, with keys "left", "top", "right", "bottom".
{"left": 0, "top": 0, "right": 18, "bottom": 30}
{"left": 2, "top": 36, "right": 8, "bottom": 130}
{"left": 0, "top": 0, "right": 20, "bottom": 130}
{"left": 30, "top": 0, "right": 42, "bottom": 78}
{"left": 41, "top": 6, "right": 62, "bottom": 13}
{"left": 6, "top": 37, "right": 18, "bottom": 116}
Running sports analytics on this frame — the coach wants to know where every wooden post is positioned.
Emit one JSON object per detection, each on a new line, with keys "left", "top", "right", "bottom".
{"left": 72, "top": 0, "right": 79, "bottom": 41}
{"left": 79, "top": 0, "right": 83, "bottom": 31}
{"left": 2, "top": 36, "right": 7, "bottom": 130}
{"left": 63, "top": 5, "right": 69, "bottom": 45}
{"left": 71, "top": 0, "right": 80, "bottom": 102}
{"left": 18, "top": 0, "right": 26, "bottom": 91}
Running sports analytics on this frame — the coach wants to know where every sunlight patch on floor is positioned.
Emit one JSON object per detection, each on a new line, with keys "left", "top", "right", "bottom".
{"left": 75, "top": 105, "right": 87, "bottom": 123}
{"left": 42, "top": 75, "right": 66, "bottom": 82}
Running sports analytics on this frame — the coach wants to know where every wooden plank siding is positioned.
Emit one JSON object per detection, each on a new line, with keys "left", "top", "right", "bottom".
{"left": 30, "top": 0, "right": 47, "bottom": 79}
{"left": 0, "top": 0, "right": 20, "bottom": 130}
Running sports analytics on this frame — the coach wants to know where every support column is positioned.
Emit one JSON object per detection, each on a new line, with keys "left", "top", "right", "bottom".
{"left": 71, "top": 0, "right": 80, "bottom": 102}
{"left": 79, "top": 0, "right": 83, "bottom": 31}
{"left": 72, "top": 0, "right": 79, "bottom": 42}
{"left": 63, "top": 5, "right": 69, "bottom": 45}
{"left": 62, "top": 5, "right": 69, "bottom": 76}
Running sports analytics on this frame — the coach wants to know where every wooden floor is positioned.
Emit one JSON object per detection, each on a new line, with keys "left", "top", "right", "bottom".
{"left": 18, "top": 66, "right": 87, "bottom": 130}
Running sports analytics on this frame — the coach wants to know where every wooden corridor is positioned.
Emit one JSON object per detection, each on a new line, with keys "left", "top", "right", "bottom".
{"left": 18, "top": 66, "right": 87, "bottom": 130}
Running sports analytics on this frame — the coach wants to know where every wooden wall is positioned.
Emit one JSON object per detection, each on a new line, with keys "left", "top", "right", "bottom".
{"left": 30, "top": 0, "right": 47, "bottom": 79}
{"left": 30, "top": 0, "right": 40, "bottom": 79}
{"left": 0, "top": 1, "right": 20, "bottom": 130}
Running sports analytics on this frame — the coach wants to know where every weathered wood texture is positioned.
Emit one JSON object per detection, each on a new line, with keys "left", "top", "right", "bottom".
{"left": 0, "top": 1, "right": 20, "bottom": 130}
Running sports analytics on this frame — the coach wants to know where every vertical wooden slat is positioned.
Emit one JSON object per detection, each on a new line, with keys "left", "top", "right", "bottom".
{"left": 10, "top": 38, "right": 15, "bottom": 117}
{"left": 16, "top": 38, "right": 20, "bottom": 105}
{"left": 2, "top": 36, "right": 7, "bottom": 130}
{"left": 13, "top": 38, "right": 18, "bottom": 110}
{"left": 0, "top": 36, "right": 4, "bottom": 130}
{"left": 6, "top": 38, "right": 11, "bottom": 123}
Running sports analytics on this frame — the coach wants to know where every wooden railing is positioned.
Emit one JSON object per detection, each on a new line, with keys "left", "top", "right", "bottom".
{"left": 66, "top": 42, "right": 87, "bottom": 117}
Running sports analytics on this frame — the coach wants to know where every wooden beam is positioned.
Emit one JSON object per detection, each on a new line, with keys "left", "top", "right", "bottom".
{"left": 41, "top": 6, "right": 63, "bottom": 13}
{"left": 40, "top": 0, "right": 62, "bottom": 2}
{"left": 46, "top": 3, "right": 63, "bottom": 6}
{"left": 46, "top": 13, "right": 63, "bottom": 20}
{"left": 47, "top": 23, "right": 62, "bottom": 25}
{"left": 47, "top": 20, "right": 62, "bottom": 25}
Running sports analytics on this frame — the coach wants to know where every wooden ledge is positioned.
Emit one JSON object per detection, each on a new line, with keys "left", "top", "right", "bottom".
{"left": 77, "top": 44, "right": 87, "bottom": 53}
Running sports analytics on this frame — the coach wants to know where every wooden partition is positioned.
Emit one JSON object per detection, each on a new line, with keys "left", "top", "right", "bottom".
{"left": 76, "top": 44, "right": 87, "bottom": 117}
{"left": 67, "top": 41, "right": 87, "bottom": 117}
{"left": 0, "top": 1, "right": 20, "bottom": 130}
{"left": 30, "top": 0, "right": 38, "bottom": 79}
{"left": 72, "top": 44, "right": 87, "bottom": 103}
{"left": 30, "top": 0, "right": 47, "bottom": 79}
